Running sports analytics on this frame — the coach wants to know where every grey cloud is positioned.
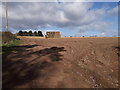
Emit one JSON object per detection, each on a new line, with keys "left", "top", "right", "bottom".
{"left": 1, "top": 2, "right": 117, "bottom": 34}
{"left": 107, "top": 6, "right": 118, "bottom": 16}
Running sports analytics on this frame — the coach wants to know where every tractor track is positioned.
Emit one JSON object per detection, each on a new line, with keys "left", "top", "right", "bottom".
{"left": 3, "top": 37, "right": 119, "bottom": 88}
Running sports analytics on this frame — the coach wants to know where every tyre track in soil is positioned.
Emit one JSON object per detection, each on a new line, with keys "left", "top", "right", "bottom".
{"left": 58, "top": 39, "right": 118, "bottom": 88}
{"left": 3, "top": 37, "right": 119, "bottom": 88}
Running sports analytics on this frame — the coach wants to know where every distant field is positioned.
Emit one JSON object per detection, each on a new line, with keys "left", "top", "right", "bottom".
{"left": 3, "top": 37, "right": 119, "bottom": 88}
{"left": 17, "top": 36, "right": 119, "bottom": 39}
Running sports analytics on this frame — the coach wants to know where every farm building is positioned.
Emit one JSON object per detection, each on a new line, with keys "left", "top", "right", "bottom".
{"left": 46, "top": 32, "right": 61, "bottom": 38}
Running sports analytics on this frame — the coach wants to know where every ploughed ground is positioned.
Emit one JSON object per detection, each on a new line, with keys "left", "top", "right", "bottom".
{"left": 3, "top": 37, "right": 119, "bottom": 88}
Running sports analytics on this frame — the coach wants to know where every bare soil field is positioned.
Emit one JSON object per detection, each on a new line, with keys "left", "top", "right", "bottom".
{"left": 3, "top": 37, "right": 119, "bottom": 88}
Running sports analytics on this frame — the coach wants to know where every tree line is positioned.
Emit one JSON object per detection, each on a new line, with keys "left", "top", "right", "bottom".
{"left": 17, "top": 31, "right": 43, "bottom": 37}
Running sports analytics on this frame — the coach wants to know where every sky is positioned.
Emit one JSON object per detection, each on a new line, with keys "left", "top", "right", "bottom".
{"left": 1, "top": 1, "right": 118, "bottom": 37}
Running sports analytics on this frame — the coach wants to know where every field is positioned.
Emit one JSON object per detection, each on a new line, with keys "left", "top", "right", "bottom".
{"left": 3, "top": 37, "right": 119, "bottom": 88}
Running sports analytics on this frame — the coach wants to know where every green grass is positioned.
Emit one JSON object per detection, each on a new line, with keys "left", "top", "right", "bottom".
{"left": 1, "top": 40, "right": 22, "bottom": 55}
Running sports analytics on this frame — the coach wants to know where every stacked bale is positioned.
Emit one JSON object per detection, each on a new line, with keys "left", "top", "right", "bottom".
{"left": 46, "top": 32, "right": 61, "bottom": 38}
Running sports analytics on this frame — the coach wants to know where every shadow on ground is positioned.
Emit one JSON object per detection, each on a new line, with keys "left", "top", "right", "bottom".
{"left": 2, "top": 44, "right": 39, "bottom": 55}
{"left": 3, "top": 44, "right": 66, "bottom": 88}
{"left": 115, "top": 46, "right": 120, "bottom": 56}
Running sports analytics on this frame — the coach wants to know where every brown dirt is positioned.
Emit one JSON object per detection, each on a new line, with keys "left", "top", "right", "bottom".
{"left": 3, "top": 37, "right": 119, "bottom": 88}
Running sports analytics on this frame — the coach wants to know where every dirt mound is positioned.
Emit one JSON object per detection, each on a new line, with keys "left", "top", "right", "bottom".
{"left": 1, "top": 32, "right": 16, "bottom": 44}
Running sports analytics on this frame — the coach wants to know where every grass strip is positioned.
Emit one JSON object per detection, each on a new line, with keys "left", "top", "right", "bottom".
{"left": 1, "top": 40, "right": 22, "bottom": 55}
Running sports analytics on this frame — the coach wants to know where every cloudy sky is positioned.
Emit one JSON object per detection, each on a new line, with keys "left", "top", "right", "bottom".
{"left": 1, "top": 1, "right": 118, "bottom": 37}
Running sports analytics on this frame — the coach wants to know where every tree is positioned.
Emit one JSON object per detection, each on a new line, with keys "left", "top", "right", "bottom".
{"left": 29, "top": 31, "right": 33, "bottom": 36}
{"left": 18, "top": 31, "right": 23, "bottom": 36}
{"left": 34, "top": 31, "right": 38, "bottom": 36}
{"left": 38, "top": 31, "right": 43, "bottom": 37}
